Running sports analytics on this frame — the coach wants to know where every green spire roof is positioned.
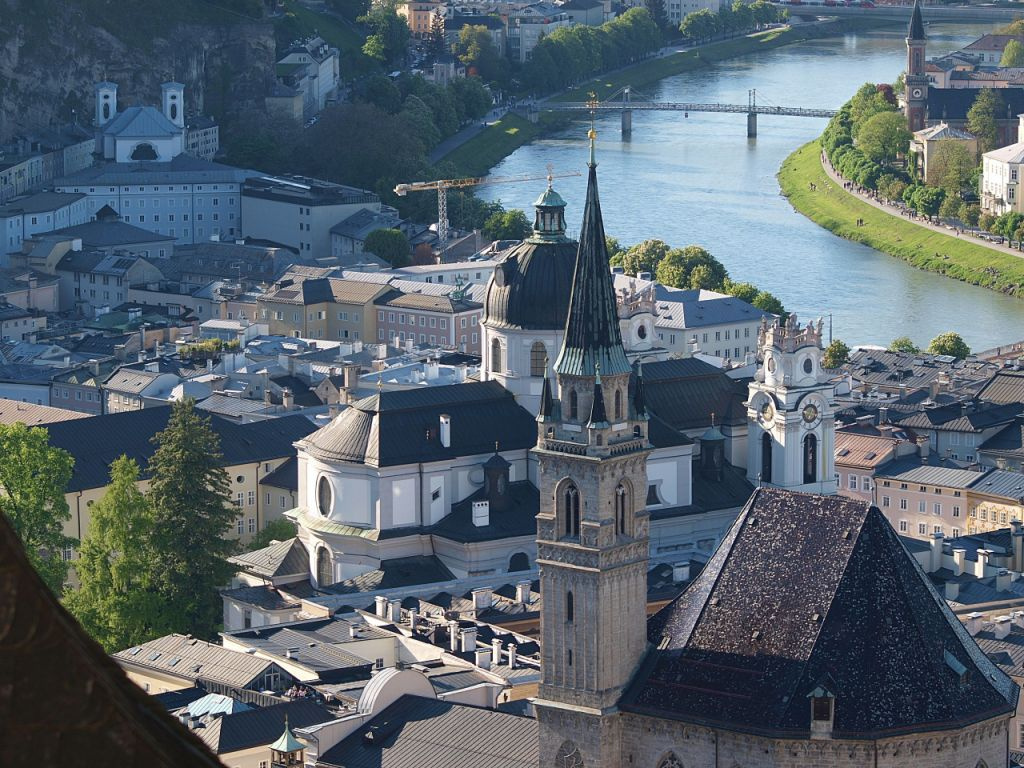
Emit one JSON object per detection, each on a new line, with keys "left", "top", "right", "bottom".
{"left": 270, "top": 720, "right": 305, "bottom": 754}
{"left": 533, "top": 185, "right": 566, "bottom": 209}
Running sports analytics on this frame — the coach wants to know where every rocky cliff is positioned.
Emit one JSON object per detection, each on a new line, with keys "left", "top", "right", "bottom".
{"left": 0, "top": 0, "right": 277, "bottom": 141}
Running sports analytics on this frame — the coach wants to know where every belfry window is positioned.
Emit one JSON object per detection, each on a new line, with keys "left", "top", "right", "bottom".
{"left": 761, "top": 433, "right": 773, "bottom": 484}
{"left": 566, "top": 590, "right": 574, "bottom": 622}
{"left": 614, "top": 389, "right": 622, "bottom": 421}
{"left": 615, "top": 484, "right": 627, "bottom": 535}
{"left": 316, "top": 547, "right": 332, "bottom": 587}
{"left": 569, "top": 389, "right": 578, "bottom": 420}
{"left": 530, "top": 341, "right": 546, "bottom": 377}
{"left": 563, "top": 484, "right": 581, "bottom": 537}
{"left": 490, "top": 338, "right": 502, "bottom": 374}
{"left": 804, "top": 434, "right": 818, "bottom": 485}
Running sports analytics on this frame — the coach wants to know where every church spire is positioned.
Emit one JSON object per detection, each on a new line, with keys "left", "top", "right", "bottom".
{"left": 553, "top": 118, "right": 631, "bottom": 379}
{"left": 908, "top": 0, "right": 925, "bottom": 40}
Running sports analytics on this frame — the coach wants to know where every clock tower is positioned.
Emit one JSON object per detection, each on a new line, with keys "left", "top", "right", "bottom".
{"left": 905, "top": 0, "right": 928, "bottom": 133}
{"left": 746, "top": 315, "right": 837, "bottom": 494}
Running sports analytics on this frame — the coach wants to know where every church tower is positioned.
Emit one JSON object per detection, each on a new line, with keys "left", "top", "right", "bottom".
{"left": 905, "top": 0, "right": 928, "bottom": 132}
{"left": 746, "top": 315, "right": 837, "bottom": 494}
{"left": 533, "top": 125, "right": 652, "bottom": 768}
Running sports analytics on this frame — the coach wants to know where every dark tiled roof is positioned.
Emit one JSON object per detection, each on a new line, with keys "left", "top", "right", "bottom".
{"left": 219, "top": 584, "right": 303, "bottom": 611}
{"left": 928, "top": 86, "right": 1024, "bottom": 122}
{"left": 261, "top": 456, "right": 299, "bottom": 491}
{"left": 483, "top": 239, "right": 578, "bottom": 331}
{"left": 193, "top": 699, "right": 331, "bottom": 754}
{"left": 317, "top": 694, "right": 538, "bottom": 768}
{"left": 0, "top": 511, "right": 223, "bottom": 767}
{"left": 52, "top": 218, "right": 175, "bottom": 248}
{"left": 640, "top": 357, "right": 747, "bottom": 430}
{"left": 981, "top": 371, "right": 1024, "bottom": 405}
{"left": 229, "top": 537, "right": 308, "bottom": 579}
{"left": 299, "top": 381, "right": 536, "bottom": 467}
{"left": 895, "top": 400, "right": 1022, "bottom": 432}
{"left": 43, "top": 408, "right": 316, "bottom": 492}
{"left": 431, "top": 481, "right": 539, "bottom": 542}
{"left": 554, "top": 162, "right": 631, "bottom": 378}
{"left": 321, "top": 555, "right": 455, "bottom": 595}
{"left": 621, "top": 488, "right": 1017, "bottom": 738}
{"left": 980, "top": 418, "right": 1024, "bottom": 458}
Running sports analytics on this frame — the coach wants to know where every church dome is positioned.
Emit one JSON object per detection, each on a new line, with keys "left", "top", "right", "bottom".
{"left": 484, "top": 178, "right": 578, "bottom": 331}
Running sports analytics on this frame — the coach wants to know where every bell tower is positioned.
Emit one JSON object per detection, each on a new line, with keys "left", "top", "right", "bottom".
{"left": 533, "top": 120, "right": 651, "bottom": 768}
{"left": 905, "top": 0, "right": 928, "bottom": 132}
{"left": 746, "top": 315, "right": 837, "bottom": 494}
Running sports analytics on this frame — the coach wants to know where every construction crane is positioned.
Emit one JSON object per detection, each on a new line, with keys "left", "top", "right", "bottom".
{"left": 394, "top": 167, "right": 581, "bottom": 253}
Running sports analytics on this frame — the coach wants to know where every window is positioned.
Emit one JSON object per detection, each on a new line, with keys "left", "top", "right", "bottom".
{"left": 900, "top": 499, "right": 908, "bottom": 510}
{"left": 317, "top": 475, "right": 332, "bottom": 516}
{"left": 803, "top": 434, "right": 817, "bottom": 484}
{"left": 848, "top": 474, "right": 857, "bottom": 490}
{"left": 317, "top": 547, "right": 332, "bottom": 586}
{"left": 280, "top": 495, "right": 287, "bottom": 508}
{"left": 934, "top": 525, "right": 942, "bottom": 534}
{"left": 530, "top": 341, "right": 546, "bottom": 377}
{"left": 882, "top": 496, "right": 890, "bottom": 508}
{"left": 761, "top": 432, "right": 772, "bottom": 483}
{"left": 918, "top": 500, "right": 926, "bottom": 513}
{"left": 919, "top": 523, "right": 927, "bottom": 535}
{"left": 566, "top": 591, "right": 574, "bottom": 622}
{"left": 953, "top": 505, "right": 961, "bottom": 517}
{"left": 563, "top": 484, "right": 581, "bottom": 537}
{"left": 235, "top": 492, "right": 243, "bottom": 508}
{"left": 899, "top": 520, "right": 908, "bottom": 532}
{"left": 934, "top": 502, "right": 942, "bottom": 516}
{"left": 236, "top": 518, "right": 244, "bottom": 535}
{"left": 569, "top": 388, "right": 578, "bottom": 420}
{"left": 615, "top": 483, "right": 628, "bottom": 535}
{"left": 247, "top": 491, "right": 255, "bottom": 507}
{"left": 375, "top": 657, "right": 385, "bottom": 669}
{"left": 248, "top": 517, "right": 256, "bottom": 533}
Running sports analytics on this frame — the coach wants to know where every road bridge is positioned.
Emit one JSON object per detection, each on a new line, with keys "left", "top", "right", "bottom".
{"left": 777, "top": 3, "right": 1024, "bottom": 23}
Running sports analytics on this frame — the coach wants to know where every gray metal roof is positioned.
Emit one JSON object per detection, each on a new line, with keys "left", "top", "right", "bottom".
{"left": 876, "top": 460, "right": 985, "bottom": 489}
{"left": 0, "top": 191, "right": 84, "bottom": 216}
{"left": 969, "top": 469, "right": 1024, "bottom": 501}
{"left": 55, "top": 154, "right": 258, "bottom": 187}
{"left": 228, "top": 537, "right": 308, "bottom": 579}
{"left": 113, "top": 634, "right": 279, "bottom": 688}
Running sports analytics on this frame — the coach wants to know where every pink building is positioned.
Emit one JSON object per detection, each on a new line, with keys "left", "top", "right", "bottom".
{"left": 375, "top": 291, "right": 482, "bottom": 354}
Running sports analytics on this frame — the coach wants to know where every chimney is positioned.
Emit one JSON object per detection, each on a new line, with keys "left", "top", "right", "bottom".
{"left": 976, "top": 549, "right": 992, "bottom": 578}
{"left": 460, "top": 627, "right": 477, "bottom": 653}
{"left": 952, "top": 548, "right": 966, "bottom": 576}
{"left": 264, "top": 388, "right": 272, "bottom": 406}
{"left": 965, "top": 612, "right": 984, "bottom": 636}
{"left": 507, "top": 643, "right": 517, "bottom": 669}
{"left": 425, "top": 358, "right": 439, "bottom": 381}
{"left": 388, "top": 598, "right": 402, "bottom": 623}
{"left": 329, "top": 366, "right": 337, "bottom": 379}
{"left": 998, "top": 569, "right": 1011, "bottom": 592}
{"left": 349, "top": 623, "right": 360, "bottom": 639}
{"left": 285, "top": 648, "right": 298, "bottom": 659}
{"left": 138, "top": 350, "right": 146, "bottom": 363}
{"left": 343, "top": 364, "right": 360, "bottom": 390}
{"left": 515, "top": 580, "right": 532, "bottom": 605}
{"left": 929, "top": 532, "right": 944, "bottom": 573}
{"left": 944, "top": 581, "right": 960, "bottom": 601}
{"left": 448, "top": 620, "right": 460, "bottom": 652}
{"left": 207, "top": 359, "right": 214, "bottom": 372}
{"left": 491, "top": 638, "right": 502, "bottom": 667}
{"left": 475, "top": 647, "right": 491, "bottom": 670}
{"left": 282, "top": 387, "right": 294, "bottom": 410}
{"left": 995, "top": 615, "right": 1013, "bottom": 640}
{"left": 672, "top": 561, "right": 691, "bottom": 583}
{"left": 1014, "top": 611, "right": 1024, "bottom": 631}
{"left": 918, "top": 436, "right": 930, "bottom": 459}
{"left": 472, "top": 500, "right": 490, "bottom": 527}
{"left": 879, "top": 406, "right": 889, "bottom": 425}
{"left": 472, "top": 587, "right": 492, "bottom": 614}
{"left": 374, "top": 595, "right": 388, "bottom": 618}
{"left": 439, "top": 414, "right": 451, "bottom": 448}
{"left": 406, "top": 337, "right": 414, "bottom": 353}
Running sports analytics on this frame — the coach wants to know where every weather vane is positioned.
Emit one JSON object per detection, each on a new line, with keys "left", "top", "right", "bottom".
{"left": 586, "top": 92, "right": 599, "bottom": 165}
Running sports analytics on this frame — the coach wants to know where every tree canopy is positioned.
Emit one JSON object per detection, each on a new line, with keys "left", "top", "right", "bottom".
{"left": 888, "top": 336, "right": 920, "bottom": 353}
{"left": 1002, "top": 39, "right": 1024, "bottom": 67}
{"left": 856, "top": 111, "right": 910, "bottom": 165}
{"left": 359, "top": 1, "right": 410, "bottom": 64}
{"left": 364, "top": 228, "right": 412, "bottom": 267}
{"left": 482, "top": 209, "right": 531, "bottom": 241}
{"left": 927, "top": 331, "right": 971, "bottom": 359}
{"left": 454, "top": 25, "right": 508, "bottom": 84}
{"left": 967, "top": 88, "right": 1003, "bottom": 154}
{"left": 928, "top": 140, "right": 977, "bottom": 198}
{"left": 823, "top": 339, "right": 851, "bottom": 369}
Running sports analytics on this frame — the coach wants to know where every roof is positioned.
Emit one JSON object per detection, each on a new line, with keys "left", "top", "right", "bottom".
{"left": 963, "top": 33, "right": 1024, "bottom": 52}
{"left": 834, "top": 430, "right": 901, "bottom": 469}
{"left": 621, "top": 488, "right": 1018, "bottom": 738}
{"left": 298, "top": 380, "right": 536, "bottom": 467}
{"left": 0, "top": 191, "right": 84, "bottom": 216}
{"left": 640, "top": 357, "right": 747, "bottom": 429}
{"left": 320, "top": 555, "right": 456, "bottom": 595}
{"left": 554, "top": 159, "right": 630, "bottom": 378}
{"left": 242, "top": 175, "right": 378, "bottom": 207}
{"left": 189, "top": 699, "right": 331, "bottom": 755}
{"left": 986, "top": 140, "right": 1024, "bottom": 165}
{"left": 929, "top": 87, "right": 1024, "bottom": 123}
{"left": 317, "top": 694, "right": 538, "bottom": 768}
{"left": 0, "top": 399, "right": 90, "bottom": 426}
{"left": 229, "top": 537, "right": 308, "bottom": 579}
{"left": 0, "top": 510, "right": 224, "bottom": 767}
{"left": 484, "top": 236, "right": 578, "bottom": 332}
{"left": 908, "top": 0, "right": 925, "bottom": 40}
{"left": 980, "top": 369, "right": 1024, "bottom": 404}
{"left": 875, "top": 458, "right": 984, "bottom": 489}
{"left": 55, "top": 154, "right": 257, "bottom": 187}
{"left": 980, "top": 418, "right": 1024, "bottom": 458}
{"left": 52, "top": 217, "right": 174, "bottom": 248}
{"left": 913, "top": 122, "right": 976, "bottom": 141}
{"left": 432, "top": 481, "right": 539, "bottom": 543}
{"left": 895, "top": 400, "right": 1022, "bottom": 433}
{"left": 43, "top": 407, "right": 316, "bottom": 492}
{"left": 262, "top": 276, "right": 386, "bottom": 306}
{"left": 112, "top": 633, "right": 280, "bottom": 689}
{"left": 376, "top": 290, "right": 479, "bottom": 313}
{"left": 100, "top": 105, "right": 180, "bottom": 138}
{"left": 969, "top": 469, "right": 1024, "bottom": 501}
{"left": 261, "top": 455, "right": 299, "bottom": 491}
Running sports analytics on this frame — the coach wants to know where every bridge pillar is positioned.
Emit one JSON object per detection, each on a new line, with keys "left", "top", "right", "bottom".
{"left": 747, "top": 111, "right": 757, "bottom": 138}
{"left": 621, "top": 108, "right": 632, "bottom": 136}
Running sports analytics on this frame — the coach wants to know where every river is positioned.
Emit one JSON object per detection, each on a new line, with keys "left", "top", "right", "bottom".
{"left": 478, "top": 23, "right": 1024, "bottom": 351}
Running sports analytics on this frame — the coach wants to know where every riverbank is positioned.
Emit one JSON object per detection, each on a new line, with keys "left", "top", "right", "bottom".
{"left": 778, "top": 140, "right": 1024, "bottom": 296}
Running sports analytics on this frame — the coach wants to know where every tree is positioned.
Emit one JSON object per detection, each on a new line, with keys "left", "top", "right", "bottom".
{"left": 427, "top": 8, "right": 446, "bottom": 61}
{"left": 979, "top": 211, "right": 997, "bottom": 232}
{"left": 849, "top": 82, "right": 892, "bottom": 132}
{"left": 655, "top": 245, "right": 728, "bottom": 290}
{"left": 929, "top": 140, "right": 977, "bottom": 197}
{"left": 823, "top": 340, "right": 851, "bottom": 369}
{"left": 967, "top": 88, "right": 1003, "bottom": 154}
{"left": 939, "top": 194, "right": 961, "bottom": 220}
{"left": 620, "top": 239, "right": 672, "bottom": 276}
{"left": 912, "top": 185, "right": 945, "bottom": 219}
{"left": 646, "top": 0, "right": 670, "bottom": 31}
{"left": 888, "top": 336, "right": 920, "bottom": 353}
{"left": 359, "top": 2, "right": 411, "bottom": 65}
{"left": 454, "top": 26, "right": 506, "bottom": 83}
{"left": 606, "top": 236, "right": 625, "bottom": 263}
{"left": 482, "top": 209, "right": 531, "bottom": 241}
{"left": 247, "top": 518, "right": 298, "bottom": 552}
{"left": 65, "top": 457, "right": 159, "bottom": 652}
{"left": 751, "top": 290, "right": 786, "bottom": 317}
{"left": 0, "top": 423, "right": 75, "bottom": 592}
{"left": 1002, "top": 39, "right": 1024, "bottom": 67}
{"left": 723, "top": 280, "right": 759, "bottom": 304}
{"left": 959, "top": 202, "right": 981, "bottom": 227}
{"left": 364, "top": 228, "right": 412, "bottom": 267}
{"left": 146, "top": 398, "right": 235, "bottom": 639}
{"left": 927, "top": 332, "right": 971, "bottom": 359}
{"left": 856, "top": 111, "right": 910, "bottom": 165}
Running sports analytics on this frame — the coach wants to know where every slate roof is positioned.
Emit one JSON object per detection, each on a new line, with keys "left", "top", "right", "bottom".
{"left": 42, "top": 407, "right": 316, "bottom": 492}
{"left": 969, "top": 469, "right": 1024, "bottom": 501}
{"left": 640, "top": 357, "right": 747, "bottom": 429}
{"left": 55, "top": 154, "right": 257, "bottom": 187}
{"left": 928, "top": 86, "right": 1024, "bottom": 122}
{"left": 52, "top": 218, "right": 175, "bottom": 248}
{"left": 189, "top": 699, "right": 331, "bottom": 755}
{"left": 229, "top": 537, "right": 308, "bottom": 579}
{"left": 219, "top": 584, "right": 304, "bottom": 611}
{"left": 0, "top": 511, "right": 224, "bottom": 768}
{"left": 621, "top": 487, "right": 1018, "bottom": 738}
{"left": 908, "top": 0, "right": 925, "bottom": 40}
{"left": 980, "top": 418, "right": 1024, "bottom": 459}
{"left": 262, "top": 456, "right": 300, "bottom": 491}
{"left": 100, "top": 105, "right": 181, "bottom": 138}
{"left": 320, "top": 555, "right": 456, "bottom": 595}
{"left": 0, "top": 399, "right": 90, "bottom": 426}
{"left": 113, "top": 634, "right": 281, "bottom": 689}
{"left": 317, "top": 694, "right": 539, "bottom": 768}
{"left": 980, "top": 370, "right": 1024, "bottom": 404}
{"left": 0, "top": 190, "right": 84, "bottom": 216}
{"left": 432, "top": 481, "right": 539, "bottom": 542}
{"left": 895, "top": 400, "right": 1022, "bottom": 433}
{"left": 875, "top": 459, "right": 984, "bottom": 489}
{"left": 299, "top": 380, "right": 536, "bottom": 467}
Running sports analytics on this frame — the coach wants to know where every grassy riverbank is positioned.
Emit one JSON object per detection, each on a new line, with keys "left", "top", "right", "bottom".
{"left": 778, "top": 140, "right": 1024, "bottom": 296}
{"left": 439, "top": 113, "right": 547, "bottom": 177}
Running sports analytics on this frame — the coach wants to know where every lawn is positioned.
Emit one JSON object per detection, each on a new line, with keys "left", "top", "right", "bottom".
{"left": 438, "top": 113, "right": 546, "bottom": 177}
{"left": 778, "top": 140, "right": 1024, "bottom": 297}
{"left": 276, "top": 0, "right": 374, "bottom": 77}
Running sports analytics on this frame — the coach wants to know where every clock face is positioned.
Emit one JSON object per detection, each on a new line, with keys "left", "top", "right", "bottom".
{"left": 760, "top": 401, "right": 775, "bottom": 423}
{"left": 802, "top": 404, "right": 820, "bottom": 426}
{"left": 911, "top": 88, "right": 923, "bottom": 99}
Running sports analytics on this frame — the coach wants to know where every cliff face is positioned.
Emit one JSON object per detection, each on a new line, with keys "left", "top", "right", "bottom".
{"left": 0, "top": 0, "right": 276, "bottom": 141}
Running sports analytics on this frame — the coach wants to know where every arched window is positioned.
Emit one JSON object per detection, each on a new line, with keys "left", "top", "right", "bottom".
{"left": 102, "top": 102, "right": 111, "bottom": 121}
{"left": 657, "top": 753, "right": 684, "bottom": 768}
{"left": 761, "top": 432, "right": 773, "bottom": 484}
{"left": 508, "top": 552, "right": 530, "bottom": 572}
{"left": 566, "top": 590, "right": 574, "bottom": 622}
{"left": 616, "top": 483, "right": 628, "bottom": 536}
{"left": 530, "top": 341, "right": 546, "bottom": 377}
{"left": 563, "top": 484, "right": 581, "bottom": 537}
{"left": 555, "top": 741, "right": 584, "bottom": 768}
{"left": 804, "top": 434, "right": 818, "bottom": 485}
{"left": 569, "top": 389, "right": 578, "bottom": 420}
{"left": 130, "top": 142, "right": 158, "bottom": 161}
{"left": 170, "top": 102, "right": 178, "bottom": 121}
{"left": 317, "top": 475, "right": 332, "bottom": 517}
{"left": 567, "top": 648, "right": 573, "bottom": 666}
{"left": 490, "top": 338, "right": 502, "bottom": 374}
{"left": 316, "top": 547, "right": 332, "bottom": 587}
{"left": 614, "top": 388, "right": 622, "bottom": 421}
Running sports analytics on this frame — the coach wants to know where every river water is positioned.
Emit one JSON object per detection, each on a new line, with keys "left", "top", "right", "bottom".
{"left": 478, "top": 23, "right": 1024, "bottom": 350}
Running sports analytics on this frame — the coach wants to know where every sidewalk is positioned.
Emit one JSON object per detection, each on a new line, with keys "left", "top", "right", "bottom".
{"left": 819, "top": 153, "right": 1024, "bottom": 262}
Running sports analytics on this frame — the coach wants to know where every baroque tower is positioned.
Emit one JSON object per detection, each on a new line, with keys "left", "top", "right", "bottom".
{"left": 905, "top": 0, "right": 928, "bottom": 132}
{"left": 746, "top": 315, "right": 837, "bottom": 494}
{"left": 533, "top": 126, "right": 652, "bottom": 768}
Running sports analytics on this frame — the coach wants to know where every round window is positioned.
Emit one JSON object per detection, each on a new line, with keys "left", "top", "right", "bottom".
{"left": 803, "top": 358, "right": 813, "bottom": 374}
{"left": 317, "top": 475, "right": 332, "bottom": 517}
{"left": 766, "top": 356, "right": 776, "bottom": 373}
{"left": 637, "top": 324, "right": 647, "bottom": 340}
{"left": 236, "top": 475, "right": 245, "bottom": 483}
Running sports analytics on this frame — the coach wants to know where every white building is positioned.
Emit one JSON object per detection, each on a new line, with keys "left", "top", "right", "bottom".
{"left": 507, "top": 3, "right": 572, "bottom": 63}
{"left": 94, "top": 81, "right": 185, "bottom": 163}
{"left": 276, "top": 37, "right": 340, "bottom": 120}
{"left": 0, "top": 192, "right": 88, "bottom": 262}
{"left": 981, "top": 130, "right": 1024, "bottom": 215}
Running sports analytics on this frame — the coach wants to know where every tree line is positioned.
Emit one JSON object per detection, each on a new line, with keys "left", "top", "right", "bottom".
{"left": 679, "top": 0, "right": 787, "bottom": 44}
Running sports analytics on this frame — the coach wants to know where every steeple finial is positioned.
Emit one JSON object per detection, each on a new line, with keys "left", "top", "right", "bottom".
{"left": 595, "top": 360, "right": 602, "bottom": 384}
{"left": 587, "top": 92, "right": 599, "bottom": 167}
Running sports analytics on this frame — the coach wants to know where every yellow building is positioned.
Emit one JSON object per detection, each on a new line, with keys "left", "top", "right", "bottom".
{"left": 398, "top": 0, "right": 442, "bottom": 38}
{"left": 258, "top": 275, "right": 387, "bottom": 341}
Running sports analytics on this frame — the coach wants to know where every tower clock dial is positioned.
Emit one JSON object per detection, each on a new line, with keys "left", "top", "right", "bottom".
{"left": 760, "top": 401, "right": 775, "bottom": 423}
{"left": 911, "top": 87, "right": 923, "bottom": 99}
{"left": 802, "top": 403, "right": 821, "bottom": 427}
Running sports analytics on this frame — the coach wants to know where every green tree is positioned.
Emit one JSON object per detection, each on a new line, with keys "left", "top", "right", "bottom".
{"left": 359, "top": 2, "right": 410, "bottom": 64}
{"left": 64, "top": 457, "right": 158, "bottom": 652}
{"left": 849, "top": 82, "right": 893, "bottom": 132}
{"left": 722, "top": 280, "right": 758, "bottom": 304}
{"left": 1002, "top": 39, "right": 1024, "bottom": 67}
{"left": 450, "top": 76, "right": 492, "bottom": 120}
{"left": 929, "top": 140, "right": 977, "bottom": 197}
{"left": 979, "top": 211, "right": 997, "bottom": 232}
{"left": 606, "top": 236, "right": 625, "bottom": 263}
{"left": 888, "top": 336, "right": 920, "bottom": 353}
{"left": 823, "top": 339, "right": 851, "bottom": 369}
{"left": 247, "top": 518, "right": 298, "bottom": 552}
{"left": 620, "top": 239, "right": 672, "bottom": 276}
{"left": 655, "top": 245, "right": 728, "bottom": 290}
{"left": 146, "top": 398, "right": 235, "bottom": 639}
{"left": 454, "top": 26, "right": 506, "bottom": 83}
{"left": 364, "top": 228, "right": 412, "bottom": 267}
{"left": 967, "top": 88, "right": 1003, "bottom": 154}
{"left": 482, "top": 209, "right": 531, "bottom": 241}
{"left": 751, "top": 290, "right": 786, "bottom": 317}
{"left": 927, "top": 332, "right": 971, "bottom": 359}
{"left": 427, "top": 8, "right": 446, "bottom": 60}
{"left": 0, "top": 423, "right": 75, "bottom": 592}
{"left": 912, "top": 185, "right": 945, "bottom": 219}
{"left": 856, "top": 111, "right": 911, "bottom": 165}
{"left": 939, "top": 194, "right": 961, "bottom": 220}
{"left": 646, "top": 0, "right": 670, "bottom": 31}
{"left": 959, "top": 202, "right": 981, "bottom": 227}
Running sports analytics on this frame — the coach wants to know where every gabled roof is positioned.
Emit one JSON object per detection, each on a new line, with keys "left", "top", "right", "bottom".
{"left": 112, "top": 633, "right": 281, "bottom": 689}
{"left": 0, "top": 399, "right": 90, "bottom": 426}
{"left": 980, "top": 369, "right": 1024, "bottom": 404}
{"left": 320, "top": 555, "right": 456, "bottom": 594}
{"left": 189, "top": 699, "right": 331, "bottom": 755}
{"left": 969, "top": 468, "right": 1024, "bottom": 500}
{"left": 640, "top": 357, "right": 747, "bottom": 429}
{"left": 100, "top": 105, "right": 181, "bottom": 138}
{"left": 261, "top": 455, "right": 299, "bottom": 491}
{"left": 229, "top": 537, "right": 308, "bottom": 579}
{"left": 985, "top": 141, "right": 1024, "bottom": 165}
{"left": 0, "top": 512, "right": 224, "bottom": 768}
{"left": 52, "top": 218, "right": 174, "bottom": 248}
{"left": 913, "top": 122, "right": 976, "bottom": 141}
{"left": 979, "top": 417, "right": 1024, "bottom": 458}
{"left": 621, "top": 488, "right": 1017, "bottom": 738}
{"left": 317, "top": 694, "right": 538, "bottom": 768}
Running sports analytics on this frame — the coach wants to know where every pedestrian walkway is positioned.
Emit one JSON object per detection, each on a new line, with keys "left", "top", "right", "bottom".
{"left": 819, "top": 153, "right": 1024, "bottom": 261}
